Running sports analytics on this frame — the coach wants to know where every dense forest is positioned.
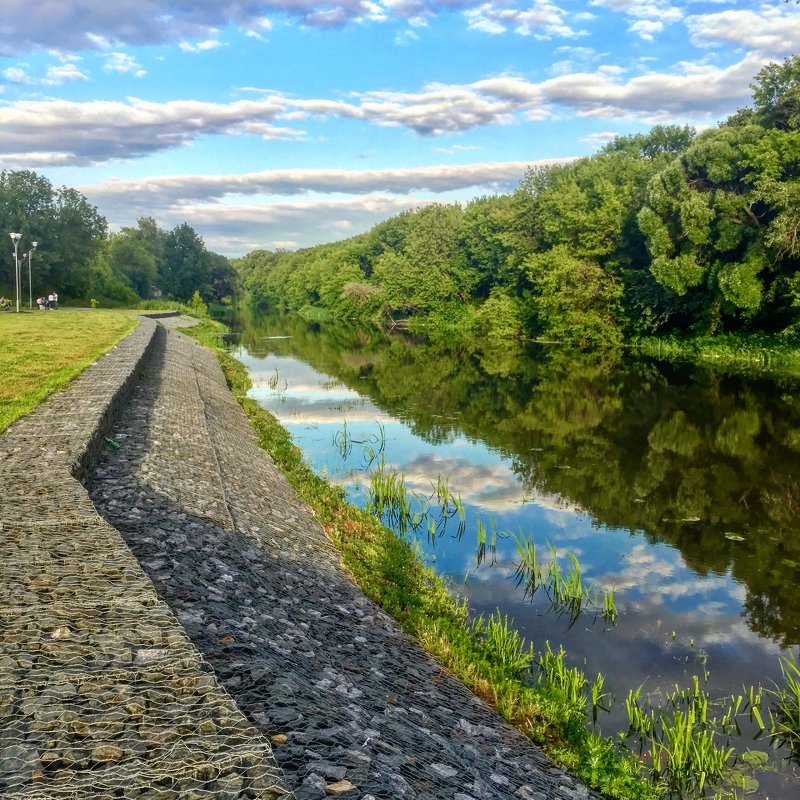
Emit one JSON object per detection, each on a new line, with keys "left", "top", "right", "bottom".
{"left": 235, "top": 56, "right": 800, "bottom": 345}
{"left": 0, "top": 173, "right": 238, "bottom": 307}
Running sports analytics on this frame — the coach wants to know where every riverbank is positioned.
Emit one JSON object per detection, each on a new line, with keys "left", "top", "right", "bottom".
{"left": 184, "top": 318, "right": 659, "bottom": 800}
{"left": 630, "top": 333, "right": 800, "bottom": 377}
{"left": 81, "top": 316, "right": 612, "bottom": 800}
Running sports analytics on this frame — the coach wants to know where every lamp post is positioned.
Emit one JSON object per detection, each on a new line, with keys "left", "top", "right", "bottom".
{"left": 27, "top": 241, "right": 37, "bottom": 309}
{"left": 9, "top": 232, "right": 21, "bottom": 313}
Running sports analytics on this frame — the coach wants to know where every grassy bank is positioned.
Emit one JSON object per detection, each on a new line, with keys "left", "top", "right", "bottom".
{"left": 0, "top": 309, "right": 138, "bottom": 433}
{"left": 185, "top": 317, "right": 660, "bottom": 800}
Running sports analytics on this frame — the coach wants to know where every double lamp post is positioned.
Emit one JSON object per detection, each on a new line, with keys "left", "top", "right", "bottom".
{"left": 9, "top": 233, "right": 38, "bottom": 312}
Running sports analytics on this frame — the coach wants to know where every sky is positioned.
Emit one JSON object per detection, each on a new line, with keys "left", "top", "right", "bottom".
{"left": 0, "top": 1, "right": 798, "bottom": 256}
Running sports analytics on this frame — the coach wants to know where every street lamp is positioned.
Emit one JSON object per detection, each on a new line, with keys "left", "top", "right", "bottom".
{"left": 9, "top": 232, "right": 21, "bottom": 313}
{"left": 27, "top": 241, "right": 37, "bottom": 309}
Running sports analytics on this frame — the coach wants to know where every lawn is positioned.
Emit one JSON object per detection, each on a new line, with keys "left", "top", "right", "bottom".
{"left": 0, "top": 309, "right": 139, "bottom": 433}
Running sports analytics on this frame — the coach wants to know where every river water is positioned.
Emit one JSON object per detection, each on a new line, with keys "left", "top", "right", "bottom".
{"left": 228, "top": 310, "right": 800, "bottom": 798}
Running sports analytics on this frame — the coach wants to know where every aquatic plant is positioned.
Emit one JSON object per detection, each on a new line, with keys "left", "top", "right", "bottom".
{"left": 623, "top": 678, "right": 753, "bottom": 798}
{"left": 473, "top": 515, "right": 498, "bottom": 568}
{"left": 767, "top": 653, "right": 800, "bottom": 759}
{"left": 332, "top": 419, "right": 354, "bottom": 459}
{"left": 332, "top": 421, "right": 386, "bottom": 466}
{"left": 512, "top": 532, "right": 617, "bottom": 626}
{"left": 266, "top": 368, "right": 285, "bottom": 391}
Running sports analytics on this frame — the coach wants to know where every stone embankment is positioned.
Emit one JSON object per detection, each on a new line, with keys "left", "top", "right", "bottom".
{"left": 2, "top": 314, "right": 599, "bottom": 800}
{"left": 0, "top": 316, "right": 287, "bottom": 799}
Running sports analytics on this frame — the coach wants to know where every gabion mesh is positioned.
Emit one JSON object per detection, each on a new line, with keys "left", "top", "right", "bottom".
{"left": 0, "top": 318, "right": 287, "bottom": 799}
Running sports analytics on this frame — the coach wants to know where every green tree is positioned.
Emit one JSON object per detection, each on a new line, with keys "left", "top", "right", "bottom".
{"left": 206, "top": 251, "right": 239, "bottom": 301}
{"left": 638, "top": 124, "right": 800, "bottom": 332}
{"left": 751, "top": 54, "right": 800, "bottom": 130}
{"left": 0, "top": 170, "right": 106, "bottom": 301}
{"left": 107, "top": 232, "right": 156, "bottom": 297}
{"left": 526, "top": 245, "right": 624, "bottom": 345}
{"left": 162, "top": 222, "right": 211, "bottom": 301}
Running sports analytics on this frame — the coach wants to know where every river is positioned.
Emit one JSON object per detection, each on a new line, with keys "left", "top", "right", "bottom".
{"left": 227, "top": 309, "right": 800, "bottom": 798}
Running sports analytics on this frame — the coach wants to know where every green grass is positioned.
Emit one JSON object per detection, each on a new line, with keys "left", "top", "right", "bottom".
{"left": 184, "top": 317, "right": 660, "bottom": 800}
{"left": 0, "top": 309, "right": 139, "bottom": 432}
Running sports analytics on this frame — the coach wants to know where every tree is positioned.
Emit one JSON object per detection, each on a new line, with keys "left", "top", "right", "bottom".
{"left": 107, "top": 232, "right": 156, "bottom": 297}
{"left": 206, "top": 251, "right": 238, "bottom": 301}
{"left": 0, "top": 171, "right": 107, "bottom": 300}
{"left": 526, "top": 245, "right": 624, "bottom": 345}
{"left": 460, "top": 195, "right": 530, "bottom": 296}
{"left": 751, "top": 54, "right": 800, "bottom": 130}
{"left": 372, "top": 205, "right": 465, "bottom": 317}
{"left": 638, "top": 123, "right": 800, "bottom": 332}
{"left": 162, "top": 222, "right": 211, "bottom": 301}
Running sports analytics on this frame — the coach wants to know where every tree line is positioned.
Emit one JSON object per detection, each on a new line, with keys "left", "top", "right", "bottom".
{"left": 0, "top": 173, "right": 237, "bottom": 307}
{"left": 235, "top": 56, "right": 800, "bottom": 345}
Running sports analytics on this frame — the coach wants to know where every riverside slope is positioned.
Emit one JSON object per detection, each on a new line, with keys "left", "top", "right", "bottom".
{"left": 0, "top": 315, "right": 287, "bottom": 799}
{"left": 4, "top": 313, "right": 598, "bottom": 799}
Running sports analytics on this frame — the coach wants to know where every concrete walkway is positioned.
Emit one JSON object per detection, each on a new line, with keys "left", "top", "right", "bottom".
{"left": 1, "top": 315, "right": 600, "bottom": 799}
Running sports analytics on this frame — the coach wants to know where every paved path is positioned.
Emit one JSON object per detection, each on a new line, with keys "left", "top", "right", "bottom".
{"left": 88, "top": 321, "right": 599, "bottom": 800}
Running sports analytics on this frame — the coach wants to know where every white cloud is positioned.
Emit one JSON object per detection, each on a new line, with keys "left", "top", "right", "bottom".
{"left": 579, "top": 130, "right": 619, "bottom": 146}
{"left": 79, "top": 161, "right": 568, "bottom": 253}
{"left": 3, "top": 61, "right": 88, "bottom": 86}
{"left": 589, "top": 0, "right": 683, "bottom": 39}
{"left": 464, "top": 1, "right": 579, "bottom": 38}
{"left": 394, "top": 28, "right": 420, "bottom": 45}
{"left": 0, "top": 96, "right": 289, "bottom": 165}
{"left": 538, "top": 52, "right": 764, "bottom": 121}
{"left": 686, "top": 6, "right": 800, "bottom": 57}
{"left": 628, "top": 19, "right": 663, "bottom": 41}
{"left": 80, "top": 161, "right": 550, "bottom": 208}
{"left": 154, "top": 195, "right": 436, "bottom": 254}
{"left": 0, "top": 0, "right": 392, "bottom": 53}
{"left": 103, "top": 52, "right": 147, "bottom": 77}
{"left": 179, "top": 38, "right": 223, "bottom": 52}
{"left": 3, "top": 67, "right": 35, "bottom": 85}
{"left": 434, "top": 144, "right": 480, "bottom": 153}
{"left": 0, "top": 54, "right": 769, "bottom": 167}
{"left": 44, "top": 63, "right": 89, "bottom": 83}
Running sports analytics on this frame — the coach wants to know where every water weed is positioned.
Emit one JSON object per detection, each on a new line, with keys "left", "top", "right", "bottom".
{"left": 622, "top": 678, "right": 770, "bottom": 798}
{"left": 333, "top": 421, "right": 387, "bottom": 467}
{"left": 768, "top": 654, "right": 800, "bottom": 758}
{"left": 512, "top": 532, "right": 617, "bottom": 626}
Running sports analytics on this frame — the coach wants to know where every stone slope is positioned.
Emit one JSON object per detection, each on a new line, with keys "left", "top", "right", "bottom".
{"left": 0, "top": 317, "right": 287, "bottom": 800}
{"left": 89, "top": 321, "right": 598, "bottom": 800}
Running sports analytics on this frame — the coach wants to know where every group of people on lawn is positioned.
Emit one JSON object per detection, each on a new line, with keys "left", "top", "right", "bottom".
{"left": 37, "top": 291, "right": 58, "bottom": 310}
{"left": 0, "top": 290, "right": 59, "bottom": 310}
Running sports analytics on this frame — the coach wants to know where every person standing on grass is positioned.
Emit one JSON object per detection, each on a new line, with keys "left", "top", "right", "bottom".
{"left": 53, "top": 291, "right": 58, "bottom": 309}
{"left": 47, "top": 291, "right": 55, "bottom": 309}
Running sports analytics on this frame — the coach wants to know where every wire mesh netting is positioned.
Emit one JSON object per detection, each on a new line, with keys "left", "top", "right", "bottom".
{"left": 0, "top": 319, "right": 287, "bottom": 799}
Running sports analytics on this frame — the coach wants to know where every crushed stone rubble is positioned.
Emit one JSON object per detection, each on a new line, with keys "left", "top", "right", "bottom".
{"left": 0, "top": 311, "right": 600, "bottom": 800}
{"left": 0, "top": 315, "right": 287, "bottom": 799}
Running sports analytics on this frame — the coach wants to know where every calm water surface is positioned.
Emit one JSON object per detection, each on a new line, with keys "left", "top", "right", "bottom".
{"left": 231, "top": 311, "right": 800, "bottom": 798}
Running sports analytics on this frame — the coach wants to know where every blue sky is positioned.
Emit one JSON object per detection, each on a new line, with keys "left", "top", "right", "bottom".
{"left": 1, "top": 1, "right": 797, "bottom": 254}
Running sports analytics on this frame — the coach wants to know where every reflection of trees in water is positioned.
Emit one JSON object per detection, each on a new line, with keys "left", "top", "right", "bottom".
{"left": 235, "top": 310, "right": 800, "bottom": 646}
